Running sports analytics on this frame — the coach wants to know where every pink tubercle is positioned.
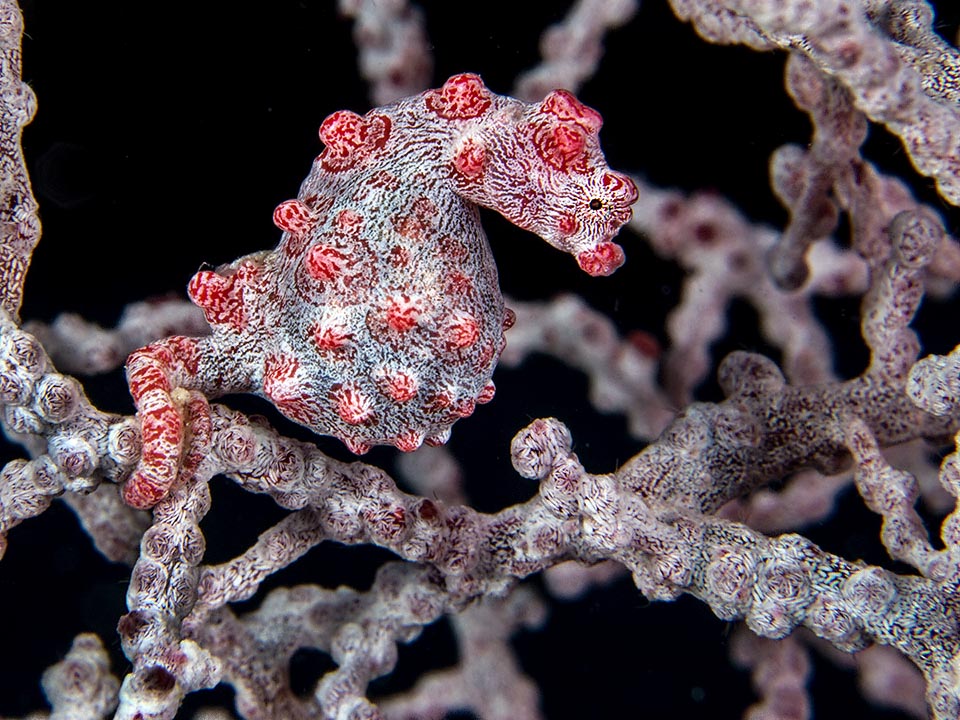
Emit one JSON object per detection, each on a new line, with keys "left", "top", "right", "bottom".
{"left": 454, "top": 139, "right": 486, "bottom": 180}
{"left": 378, "top": 369, "right": 419, "bottom": 403}
{"left": 477, "top": 381, "right": 496, "bottom": 404}
{"left": 304, "top": 245, "right": 349, "bottom": 282}
{"left": 272, "top": 199, "right": 315, "bottom": 235}
{"left": 312, "top": 321, "right": 353, "bottom": 352}
{"left": 602, "top": 172, "right": 639, "bottom": 205}
{"left": 444, "top": 311, "right": 479, "bottom": 350}
{"left": 187, "top": 271, "right": 245, "bottom": 331}
{"left": 394, "top": 430, "right": 425, "bottom": 452}
{"left": 576, "top": 242, "right": 625, "bottom": 276}
{"left": 557, "top": 213, "right": 579, "bottom": 237}
{"left": 539, "top": 89, "right": 603, "bottom": 133}
{"left": 318, "top": 110, "right": 392, "bottom": 172}
{"left": 425, "top": 73, "right": 492, "bottom": 120}
{"left": 332, "top": 383, "right": 375, "bottom": 425}
{"left": 385, "top": 294, "right": 423, "bottom": 332}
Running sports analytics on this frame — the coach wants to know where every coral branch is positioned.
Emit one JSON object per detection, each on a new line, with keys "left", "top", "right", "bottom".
{"left": 672, "top": 0, "right": 960, "bottom": 205}
{"left": 5, "top": 2, "right": 960, "bottom": 718}
{"left": 0, "top": 0, "right": 38, "bottom": 323}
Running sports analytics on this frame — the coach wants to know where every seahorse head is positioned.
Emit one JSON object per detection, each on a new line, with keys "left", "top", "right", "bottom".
{"left": 450, "top": 81, "right": 638, "bottom": 276}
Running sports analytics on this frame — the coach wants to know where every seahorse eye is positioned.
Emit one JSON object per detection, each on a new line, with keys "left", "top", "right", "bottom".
{"left": 589, "top": 198, "right": 603, "bottom": 210}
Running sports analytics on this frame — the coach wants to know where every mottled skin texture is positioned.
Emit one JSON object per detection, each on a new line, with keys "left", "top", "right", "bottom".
{"left": 122, "top": 74, "right": 637, "bottom": 509}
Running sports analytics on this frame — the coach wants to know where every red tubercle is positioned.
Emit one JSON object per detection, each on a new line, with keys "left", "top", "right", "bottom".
{"left": 539, "top": 89, "right": 603, "bottom": 133}
{"left": 188, "top": 270, "right": 245, "bottom": 331}
{"left": 533, "top": 121, "right": 588, "bottom": 172}
{"left": 384, "top": 294, "right": 423, "bottom": 332}
{"left": 453, "top": 138, "right": 486, "bottom": 180}
{"left": 388, "top": 245, "right": 410, "bottom": 268}
{"left": 318, "top": 110, "right": 391, "bottom": 172}
{"left": 411, "top": 196, "right": 438, "bottom": 219}
{"left": 304, "top": 244, "right": 349, "bottom": 282}
{"left": 555, "top": 125, "right": 586, "bottom": 161}
{"left": 393, "top": 431, "right": 424, "bottom": 452}
{"left": 437, "top": 234, "right": 469, "bottom": 261}
{"left": 446, "top": 397, "right": 475, "bottom": 420}
{"left": 577, "top": 242, "right": 625, "bottom": 276}
{"left": 425, "top": 73, "right": 492, "bottom": 120}
{"left": 444, "top": 271, "right": 473, "bottom": 297}
{"left": 334, "top": 208, "right": 365, "bottom": 236}
{"left": 443, "top": 311, "right": 479, "bottom": 350}
{"left": 477, "top": 381, "right": 496, "bottom": 404}
{"left": 392, "top": 197, "right": 438, "bottom": 241}
{"left": 557, "top": 213, "right": 579, "bottom": 236}
{"left": 331, "top": 383, "right": 374, "bottom": 426}
{"left": 186, "top": 270, "right": 219, "bottom": 306}
{"left": 392, "top": 214, "right": 429, "bottom": 242}
{"left": 602, "top": 171, "right": 639, "bottom": 205}
{"left": 473, "top": 340, "right": 497, "bottom": 373}
{"left": 263, "top": 355, "right": 326, "bottom": 428}
{"left": 424, "top": 392, "right": 451, "bottom": 412}
{"left": 311, "top": 320, "right": 353, "bottom": 352}
{"left": 272, "top": 199, "right": 315, "bottom": 235}
{"left": 273, "top": 395, "right": 320, "bottom": 429}
{"left": 343, "top": 438, "right": 373, "bottom": 455}
{"left": 377, "top": 369, "right": 419, "bottom": 403}
{"left": 263, "top": 354, "right": 300, "bottom": 392}
{"left": 424, "top": 429, "right": 452, "bottom": 447}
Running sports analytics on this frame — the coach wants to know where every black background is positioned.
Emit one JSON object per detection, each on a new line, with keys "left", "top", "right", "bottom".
{"left": 3, "top": 1, "right": 960, "bottom": 718}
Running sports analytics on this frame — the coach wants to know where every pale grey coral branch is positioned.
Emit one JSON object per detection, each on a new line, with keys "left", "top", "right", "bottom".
{"left": 339, "top": 0, "right": 433, "bottom": 105}
{"left": 730, "top": 630, "right": 812, "bottom": 720}
{"left": 672, "top": 0, "right": 960, "bottom": 206}
{"left": 0, "top": 634, "right": 121, "bottom": 720}
{"left": 0, "top": 314, "right": 141, "bottom": 560}
{"left": 189, "top": 508, "right": 327, "bottom": 623}
{"left": 0, "top": 0, "right": 38, "bottom": 323}
{"left": 500, "top": 293, "right": 674, "bottom": 440}
{"left": 510, "top": 416, "right": 960, "bottom": 716}
{"left": 862, "top": 0, "right": 960, "bottom": 104}
{"left": 628, "top": 176, "right": 866, "bottom": 404}
{"left": 379, "top": 588, "right": 547, "bottom": 720}
{"left": 513, "top": 0, "right": 640, "bottom": 102}
{"left": 7, "top": 0, "right": 960, "bottom": 718}
{"left": 24, "top": 298, "right": 208, "bottom": 376}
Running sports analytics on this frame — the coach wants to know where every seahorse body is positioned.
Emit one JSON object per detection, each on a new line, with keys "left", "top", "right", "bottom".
{"left": 123, "top": 73, "right": 637, "bottom": 508}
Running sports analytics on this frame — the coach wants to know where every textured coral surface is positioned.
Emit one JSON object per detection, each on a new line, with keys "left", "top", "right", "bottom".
{"left": 3, "top": 1, "right": 960, "bottom": 720}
